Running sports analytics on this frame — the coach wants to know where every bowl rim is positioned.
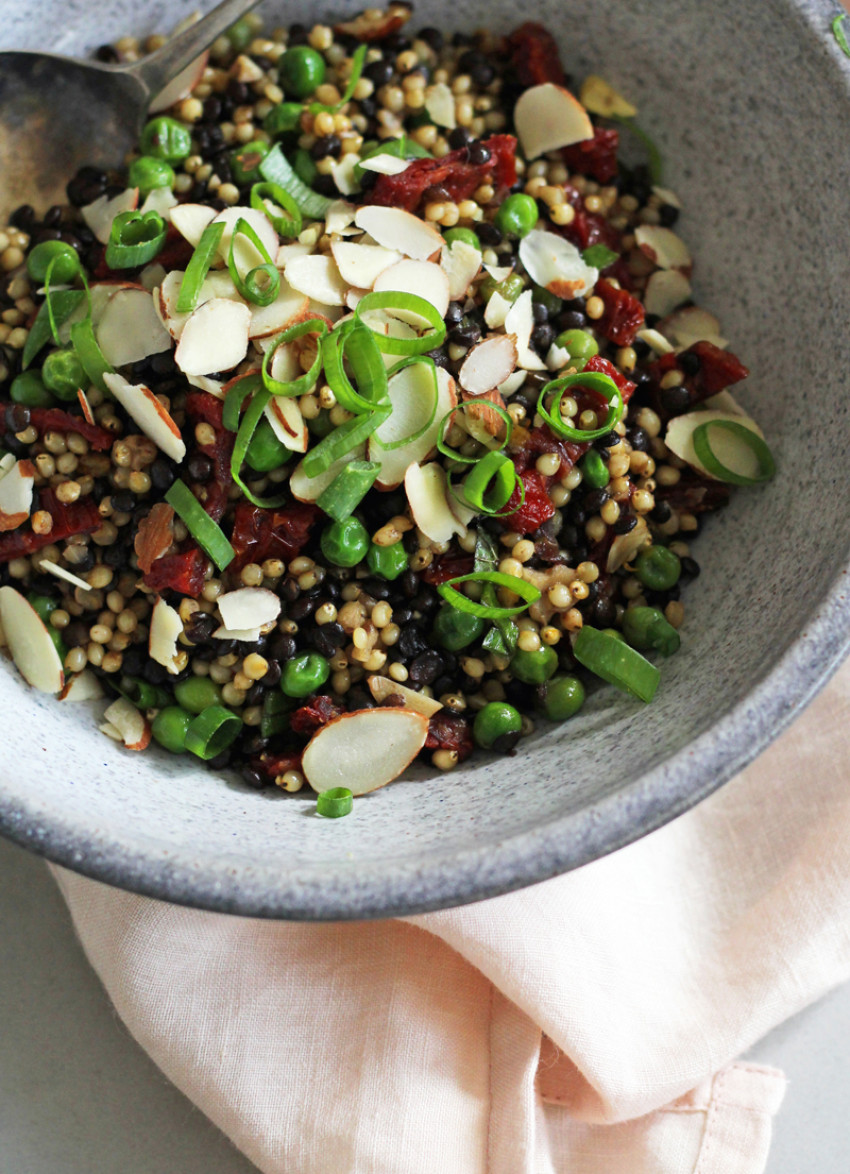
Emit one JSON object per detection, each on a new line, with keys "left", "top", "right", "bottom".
{"left": 2, "top": 0, "right": 849, "bottom": 919}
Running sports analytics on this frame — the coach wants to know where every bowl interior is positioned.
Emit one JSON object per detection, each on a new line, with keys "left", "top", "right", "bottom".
{"left": 2, "top": 0, "right": 850, "bottom": 918}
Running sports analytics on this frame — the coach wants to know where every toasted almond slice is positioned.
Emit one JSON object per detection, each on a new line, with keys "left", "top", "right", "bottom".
{"left": 658, "top": 306, "right": 728, "bottom": 351}
{"left": 373, "top": 259, "right": 450, "bottom": 318}
{"left": 425, "top": 81, "right": 456, "bottom": 128}
{"left": 359, "top": 154, "right": 412, "bottom": 176}
{"left": 643, "top": 269, "right": 692, "bottom": 319}
{"left": 519, "top": 228, "right": 598, "bottom": 300}
{"left": 99, "top": 721, "right": 124, "bottom": 742}
{"left": 103, "top": 373, "right": 186, "bottom": 463}
{"left": 0, "top": 586, "right": 64, "bottom": 693}
{"left": 284, "top": 254, "right": 347, "bottom": 306}
{"left": 58, "top": 669, "right": 104, "bottom": 702}
{"left": 229, "top": 53, "right": 265, "bottom": 84}
{"left": 170, "top": 202, "right": 217, "bottom": 247}
{"left": 345, "top": 287, "right": 368, "bottom": 310}
{"left": 77, "top": 388, "right": 96, "bottom": 424}
{"left": 175, "top": 298, "right": 252, "bottom": 376}
{"left": 81, "top": 188, "right": 139, "bottom": 244}
{"left": 149, "top": 597, "right": 183, "bottom": 675}
{"left": 103, "top": 697, "right": 152, "bottom": 751}
{"left": 652, "top": 185, "right": 682, "bottom": 209}
{"left": 325, "top": 199, "right": 357, "bottom": 235}
{"left": 354, "top": 205, "right": 443, "bottom": 261}
{"left": 276, "top": 242, "right": 314, "bottom": 268}
{"left": 483, "top": 263, "right": 514, "bottom": 283}
{"left": 635, "top": 327, "right": 675, "bottom": 356}
{"left": 213, "top": 625, "right": 261, "bottom": 641}
{"left": 606, "top": 515, "right": 650, "bottom": 572}
{"left": 373, "top": 360, "right": 441, "bottom": 451}
{"left": 218, "top": 586, "right": 281, "bottom": 631}
{"left": 514, "top": 83, "right": 593, "bottom": 160}
{"left": 334, "top": 4, "right": 411, "bottom": 41}
{"left": 440, "top": 240, "right": 482, "bottom": 301}
{"left": 265, "top": 396, "right": 308, "bottom": 453}
{"left": 212, "top": 206, "right": 279, "bottom": 267}
{"left": 303, "top": 707, "right": 428, "bottom": 795}
{"left": 140, "top": 187, "right": 178, "bottom": 218}
{"left": 367, "top": 674, "right": 444, "bottom": 716}
{"left": 484, "top": 290, "right": 512, "bottom": 330}
{"left": 159, "top": 268, "right": 240, "bottom": 323}
{"left": 459, "top": 334, "right": 518, "bottom": 396}
{"left": 579, "top": 75, "right": 637, "bottom": 118}
{"left": 289, "top": 444, "right": 367, "bottom": 503}
{"left": 307, "top": 299, "right": 344, "bottom": 326}
{"left": 186, "top": 374, "right": 225, "bottom": 397}
{"left": 546, "top": 341, "right": 571, "bottom": 371}
{"left": 704, "top": 390, "right": 747, "bottom": 416}
{"left": 0, "top": 459, "right": 34, "bottom": 531}
{"left": 634, "top": 225, "right": 693, "bottom": 272}
{"left": 330, "top": 154, "right": 361, "bottom": 196}
{"left": 665, "top": 410, "right": 764, "bottom": 481}
{"left": 461, "top": 387, "right": 508, "bottom": 442}
{"left": 498, "top": 369, "right": 528, "bottom": 398}
{"left": 134, "top": 502, "right": 175, "bottom": 574}
{"left": 140, "top": 262, "right": 167, "bottom": 292}
{"left": 38, "top": 559, "right": 91, "bottom": 592}
{"left": 370, "top": 367, "right": 457, "bottom": 489}
{"left": 96, "top": 287, "right": 172, "bottom": 367}
{"left": 149, "top": 51, "right": 208, "bottom": 112}
{"left": 0, "top": 453, "right": 17, "bottom": 479}
{"left": 248, "top": 281, "right": 311, "bottom": 339}
{"left": 58, "top": 280, "right": 140, "bottom": 346}
{"left": 405, "top": 461, "right": 467, "bottom": 543}
{"left": 504, "top": 290, "right": 546, "bottom": 371}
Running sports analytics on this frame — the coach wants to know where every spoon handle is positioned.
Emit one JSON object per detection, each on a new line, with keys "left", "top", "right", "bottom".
{"left": 123, "top": 0, "right": 263, "bottom": 103}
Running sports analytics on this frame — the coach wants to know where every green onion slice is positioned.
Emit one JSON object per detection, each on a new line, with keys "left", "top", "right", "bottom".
{"left": 321, "top": 318, "right": 389, "bottom": 414}
{"left": 371, "top": 355, "right": 438, "bottom": 450}
{"left": 452, "top": 450, "right": 521, "bottom": 516}
{"left": 176, "top": 221, "right": 225, "bottom": 314}
{"left": 250, "top": 181, "right": 302, "bottom": 239}
{"left": 316, "top": 459, "right": 381, "bottom": 521}
{"left": 316, "top": 786, "right": 354, "bottom": 818}
{"left": 23, "top": 289, "right": 85, "bottom": 369}
{"left": 309, "top": 44, "right": 367, "bottom": 113}
{"left": 437, "top": 570, "right": 541, "bottom": 619}
{"left": 582, "top": 244, "right": 618, "bottom": 269}
{"left": 227, "top": 216, "right": 280, "bottom": 307}
{"left": 537, "top": 371, "right": 624, "bottom": 442}
{"left": 70, "top": 318, "right": 114, "bottom": 394}
{"left": 105, "top": 210, "right": 167, "bottom": 269}
{"left": 613, "top": 117, "right": 663, "bottom": 184}
{"left": 472, "top": 528, "right": 519, "bottom": 656}
{"left": 691, "top": 420, "right": 776, "bottom": 486}
{"left": 165, "top": 478, "right": 235, "bottom": 571}
{"left": 260, "top": 691, "right": 290, "bottom": 739}
{"left": 355, "top": 291, "right": 447, "bottom": 356}
{"left": 222, "top": 371, "right": 261, "bottom": 432}
{"left": 573, "top": 624, "right": 660, "bottom": 703}
{"left": 119, "top": 675, "right": 170, "bottom": 711}
{"left": 259, "top": 144, "right": 334, "bottom": 219}
{"left": 833, "top": 13, "right": 850, "bottom": 57}
{"left": 231, "top": 384, "right": 290, "bottom": 508}
{"left": 302, "top": 404, "right": 392, "bottom": 478}
{"left": 436, "top": 400, "right": 513, "bottom": 464}
{"left": 262, "top": 318, "right": 328, "bottom": 398}
{"left": 184, "top": 705, "right": 242, "bottom": 761}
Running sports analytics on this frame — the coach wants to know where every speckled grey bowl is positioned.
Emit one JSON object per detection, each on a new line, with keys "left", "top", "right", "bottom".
{"left": 1, "top": 0, "right": 849, "bottom": 919}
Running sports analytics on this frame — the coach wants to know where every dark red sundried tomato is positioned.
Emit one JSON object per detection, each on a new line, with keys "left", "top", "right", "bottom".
{"left": 23, "top": 408, "right": 113, "bottom": 451}
{"left": 554, "top": 184, "right": 622, "bottom": 253}
{"left": 655, "top": 472, "right": 732, "bottom": 514}
{"left": 143, "top": 546, "right": 208, "bottom": 597}
{"left": 185, "top": 391, "right": 234, "bottom": 518}
{"left": 648, "top": 341, "right": 748, "bottom": 415}
{"left": 504, "top": 468, "right": 555, "bottom": 535}
{"left": 507, "top": 22, "right": 566, "bottom": 86}
{"left": 251, "top": 749, "right": 304, "bottom": 784}
{"left": 154, "top": 227, "right": 195, "bottom": 273}
{"left": 561, "top": 126, "right": 620, "bottom": 185}
{"left": 511, "top": 424, "right": 586, "bottom": 476}
{"left": 421, "top": 551, "right": 474, "bottom": 585}
{"left": 229, "top": 501, "right": 320, "bottom": 571}
{"left": 593, "top": 279, "right": 645, "bottom": 347}
{"left": 582, "top": 355, "right": 638, "bottom": 404}
{"left": 364, "top": 134, "right": 517, "bottom": 213}
{"left": 290, "top": 695, "right": 344, "bottom": 737}
{"left": 0, "top": 489, "right": 101, "bottom": 563}
{"left": 424, "top": 712, "right": 474, "bottom": 762}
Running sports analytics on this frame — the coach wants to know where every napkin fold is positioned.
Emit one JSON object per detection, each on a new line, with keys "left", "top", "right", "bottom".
{"left": 53, "top": 656, "right": 850, "bottom": 1174}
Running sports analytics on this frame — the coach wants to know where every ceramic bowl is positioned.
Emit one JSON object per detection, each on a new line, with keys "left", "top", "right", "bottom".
{"left": 2, "top": 0, "right": 849, "bottom": 919}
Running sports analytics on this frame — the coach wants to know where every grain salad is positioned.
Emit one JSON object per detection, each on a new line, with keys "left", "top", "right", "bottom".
{"left": 0, "top": 7, "right": 775, "bottom": 811}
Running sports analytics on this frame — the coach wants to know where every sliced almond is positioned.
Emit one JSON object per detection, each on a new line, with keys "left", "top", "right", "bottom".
{"left": 459, "top": 334, "right": 518, "bottom": 396}
{"left": 149, "top": 51, "right": 208, "bottom": 112}
{"left": 579, "top": 75, "right": 637, "bottom": 119}
{"left": 77, "top": 388, "right": 96, "bottom": 424}
{"left": 354, "top": 205, "right": 443, "bottom": 261}
{"left": 302, "top": 707, "right": 428, "bottom": 795}
{"left": 483, "top": 263, "right": 514, "bottom": 283}
{"left": 369, "top": 367, "right": 457, "bottom": 489}
{"left": 175, "top": 297, "right": 252, "bottom": 376}
{"left": 289, "top": 444, "right": 366, "bottom": 503}
{"left": 643, "top": 269, "right": 692, "bottom": 319}
{"left": 635, "top": 327, "right": 674, "bottom": 356}
{"left": 330, "top": 155, "right": 361, "bottom": 197}
{"left": 373, "top": 259, "right": 450, "bottom": 318}
{"left": 37, "top": 559, "right": 92, "bottom": 592}
{"left": 140, "top": 187, "right": 178, "bottom": 218}
{"left": 58, "top": 669, "right": 104, "bottom": 702}
{"left": 440, "top": 240, "right": 482, "bottom": 301}
{"left": 134, "top": 502, "right": 175, "bottom": 574}
{"left": 158, "top": 268, "right": 241, "bottom": 338}
{"left": 140, "top": 262, "right": 167, "bottom": 292}
{"left": 212, "top": 206, "right": 279, "bottom": 268}
{"left": 265, "top": 395, "right": 308, "bottom": 454}
{"left": 0, "top": 459, "right": 34, "bottom": 531}
{"left": 514, "top": 83, "right": 593, "bottom": 160}
{"left": 212, "top": 625, "right": 261, "bottom": 641}
{"left": 359, "top": 154, "right": 412, "bottom": 176}
{"left": 148, "top": 597, "right": 183, "bottom": 675}
{"left": 102, "top": 696, "right": 152, "bottom": 751}
{"left": 658, "top": 306, "right": 728, "bottom": 352}
{"left": 285, "top": 254, "right": 348, "bottom": 306}
{"left": 461, "top": 387, "right": 508, "bottom": 442}
{"left": 229, "top": 53, "right": 265, "bottom": 84}
{"left": 652, "top": 185, "right": 682, "bottom": 210}
{"left": 372, "top": 360, "right": 441, "bottom": 452}
{"left": 185, "top": 374, "right": 225, "bottom": 397}
{"left": 345, "top": 287, "right": 368, "bottom": 310}
{"left": 498, "top": 369, "right": 528, "bottom": 398}
{"left": 504, "top": 289, "right": 546, "bottom": 371}
{"left": 405, "top": 461, "right": 467, "bottom": 543}
{"left": 276, "top": 241, "right": 314, "bottom": 267}
{"left": 367, "top": 674, "right": 444, "bottom": 716}
{"left": 334, "top": 4, "right": 411, "bottom": 42}
{"left": 170, "top": 202, "right": 217, "bottom": 248}
{"left": 81, "top": 188, "right": 139, "bottom": 245}
{"left": 59, "top": 280, "right": 141, "bottom": 345}
{"left": 519, "top": 228, "right": 598, "bottom": 300}
{"left": 484, "top": 289, "right": 512, "bottom": 330}
{"left": 424, "top": 81, "right": 456, "bottom": 128}
{"left": 606, "top": 515, "right": 650, "bottom": 572}
{"left": 546, "top": 341, "right": 571, "bottom": 371}
{"left": 634, "top": 225, "right": 692, "bottom": 273}
{"left": 665, "top": 410, "right": 764, "bottom": 481}
{"left": 96, "top": 287, "right": 172, "bottom": 367}
{"left": 325, "top": 200, "right": 357, "bottom": 235}
{"left": 103, "top": 373, "right": 186, "bottom": 463}
{"left": 218, "top": 586, "right": 281, "bottom": 631}
{"left": 0, "top": 586, "right": 64, "bottom": 693}
{"left": 248, "top": 281, "right": 311, "bottom": 339}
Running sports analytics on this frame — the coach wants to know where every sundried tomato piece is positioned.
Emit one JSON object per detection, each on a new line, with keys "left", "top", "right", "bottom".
{"left": 290, "top": 695, "right": 344, "bottom": 737}
{"left": 134, "top": 502, "right": 175, "bottom": 574}
{"left": 424, "top": 712, "right": 474, "bottom": 762}
{"left": 582, "top": 355, "right": 638, "bottom": 404}
{"left": 252, "top": 749, "right": 304, "bottom": 784}
{"left": 510, "top": 424, "right": 586, "bottom": 476}
{"left": 185, "top": 391, "right": 234, "bottom": 514}
{"left": 593, "top": 279, "right": 645, "bottom": 346}
{"left": 503, "top": 468, "right": 555, "bottom": 535}
{"left": 0, "top": 489, "right": 101, "bottom": 562}
{"left": 507, "top": 22, "right": 566, "bottom": 86}
{"left": 364, "top": 135, "right": 517, "bottom": 212}
{"left": 421, "top": 551, "right": 474, "bottom": 585}
{"left": 655, "top": 472, "right": 731, "bottom": 514}
{"left": 143, "top": 546, "right": 208, "bottom": 597}
{"left": 554, "top": 184, "right": 622, "bottom": 253}
{"left": 648, "top": 342, "right": 748, "bottom": 415}
{"left": 229, "top": 501, "right": 320, "bottom": 571}
{"left": 26, "top": 408, "right": 113, "bottom": 451}
{"left": 562, "top": 126, "right": 620, "bottom": 184}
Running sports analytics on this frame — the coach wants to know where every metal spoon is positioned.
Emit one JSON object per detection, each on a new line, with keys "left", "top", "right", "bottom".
{"left": 0, "top": 0, "right": 261, "bottom": 217}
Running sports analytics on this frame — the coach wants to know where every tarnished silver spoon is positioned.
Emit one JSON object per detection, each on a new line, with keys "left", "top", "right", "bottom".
{"left": 0, "top": 0, "right": 260, "bottom": 217}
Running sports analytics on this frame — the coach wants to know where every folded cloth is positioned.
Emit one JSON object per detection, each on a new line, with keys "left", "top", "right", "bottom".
{"left": 52, "top": 656, "right": 850, "bottom": 1174}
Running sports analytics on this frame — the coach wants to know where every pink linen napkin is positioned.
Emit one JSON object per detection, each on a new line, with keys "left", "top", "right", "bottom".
{"left": 51, "top": 655, "right": 850, "bottom": 1174}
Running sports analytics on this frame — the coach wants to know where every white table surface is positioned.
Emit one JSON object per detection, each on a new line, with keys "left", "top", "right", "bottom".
{"left": 1, "top": 834, "right": 848, "bottom": 1173}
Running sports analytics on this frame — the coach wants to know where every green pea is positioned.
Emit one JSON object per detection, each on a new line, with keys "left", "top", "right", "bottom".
{"left": 494, "top": 192, "right": 539, "bottom": 238}
{"left": 128, "top": 155, "right": 176, "bottom": 196}
{"left": 473, "top": 701, "right": 523, "bottom": 750}
{"left": 174, "top": 676, "right": 224, "bottom": 715}
{"left": 27, "top": 594, "right": 57, "bottom": 624}
{"left": 443, "top": 227, "right": 481, "bottom": 251}
{"left": 320, "top": 517, "right": 370, "bottom": 567}
{"left": 367, "top": 540, "right": 409, "bottom": 581}
{"left": 41, "top": 348, "right": 86, "bottom": 401}
{"left": 263, "top": 101, "right": 304, "bottom": 137}
{"left": 228, "top": 139, "right": 270, "bottom": 186}
{"left": 621, "top": 606, "right": 681, "bottom": 657}
{"left": 532, "top": 285, "right": 562, "bottom": 316}
{"left": 278, "top": 46, "right": 327, "bottom": 98}
{"left": 510, "top": 643, "right": 559, "bottom": 685}
{"left": 541, "top": 674, "right": 585, "bottom": 721}
{"left": 245, "top": 418, "right": 292, "bottom": 472}
{"left": 634, "top": 545, "right": 681, "bottom": 592}
{"left": 280, "top": 652, "right": 331, "bottom": 698}
{"left": 432, "top": 604, "right": 485, "bottom": 651}
{"left": 10, "top": 371, "right": 54, "bottom": 407}
{"left": 227, "top": 16, "right": 254, "bottom": 51}
{"left": 555, "top": 328, "right": 599, "bottom": 361}
{"left": 580, "top": 449, "right": 609, "bottom": 490}
{"left": 26, "top": 240, "right": 80, "bottom": 284}
{"left": 151, "top": 706, "right": 193, "bottom": 754}
{"left": 140, "top": 116, "right": 192, "bottom": 163}
{"left": 122, "top": 676, "right": 170, "bottom": 710}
